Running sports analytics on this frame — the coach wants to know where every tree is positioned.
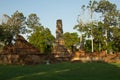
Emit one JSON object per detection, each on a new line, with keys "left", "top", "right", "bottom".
{"left": 29, "top": 26, "right": 44, "bottom": 53}
{"left": 0, "top": 25, "right": 5, "bottom": 41}
{"left": 112, "top": 26, "right": 120, "bottom": 52}
{"left": 0, "top": 24, "right": 13, "bottom": 45}
{"left": 28, "top": 26, "right": 54, "bottom": 53}
{"left": 27, "top": 13, "right": 55, "bottom": 53}
{"left": 0, "top": 24, "right": 13, "bottom": 50}
{"left": 44, "top": 28, "right": 55, "bottom": 53}
{"left": 1, "top": 14, "right": 10, "bottom": 24}
{"left": 86, "top": 0, "right": 98, "bottom": 52}
{"left": 1, "top": 11, "right": 26, "bottom": 44}
{"left": 27, "top": 13, "right": 41, "bottom": 32}
{"left": 95, "top": 0, "right": 119, "bottom": 52}
{"left": 7, "top": 11, "right": 26, "bottom": 35}
{"left": 92, "top": 21, "right": 106, "bottom": 51}
{"left": 0, "top": 25, "right": 5, "bottom": 51}
{"left": 63, "top": 32, "right": 79, "bottom": 52}
{"left": 110, "top": 7, "right": 120, "bottom": 52}
{"left": 74, "top": 0, "right": 97, "bottom": 52}
{"left": 74, "top": 5, "right": 85, "bottom": 43}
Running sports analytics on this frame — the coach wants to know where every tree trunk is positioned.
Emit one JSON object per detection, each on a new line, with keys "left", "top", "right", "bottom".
{"left": 91, "top": 37, "right": 94, "bottom": 52}
{"left": 105, "top": 30, "right": 108, "bottom": 53}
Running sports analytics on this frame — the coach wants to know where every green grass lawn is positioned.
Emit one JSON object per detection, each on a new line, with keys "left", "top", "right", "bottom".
{"left": 0, "top": 62, "right": 120, "bottom": 80}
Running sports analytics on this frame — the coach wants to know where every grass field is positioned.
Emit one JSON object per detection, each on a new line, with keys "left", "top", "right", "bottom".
{"left": 0, "top": 62, "right": 120, "bottom": 80}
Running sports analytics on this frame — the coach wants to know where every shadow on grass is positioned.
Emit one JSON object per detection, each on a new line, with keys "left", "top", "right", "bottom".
{"left": 0, "top": 62, "right": 120, "bottom": 80}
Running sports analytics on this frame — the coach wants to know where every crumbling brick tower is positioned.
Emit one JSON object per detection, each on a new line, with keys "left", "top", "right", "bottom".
{"left": 56, "top": 19, "right": 64, "bottom": 45}
{"left": 53, "top": 19, "right": 69, "bottom": 60}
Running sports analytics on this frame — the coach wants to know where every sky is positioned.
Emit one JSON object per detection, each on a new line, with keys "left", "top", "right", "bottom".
{"left": 0, "top": 0, "right": 120, "bottom": 36}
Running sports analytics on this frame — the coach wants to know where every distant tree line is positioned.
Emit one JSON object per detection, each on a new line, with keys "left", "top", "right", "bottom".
{"left": 74, "top": 0, "right": 120, "bottom": 53}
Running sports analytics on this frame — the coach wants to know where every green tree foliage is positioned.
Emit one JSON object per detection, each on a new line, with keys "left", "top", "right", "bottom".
{"left": 112, "top": 27, "right": 120, "bottom": 51}
{"left": 85, "top": 40, "right": 91, "bottom": 52}
{"left": 0, "top": 25, "right": 5, "bottom": 41}
{"left": 95, "top": 0, "right": 120, "bottom": 52}
{"left": 43, "top": 28, "right": 55, "bottom": 53}
{"left": 27, "top": 13, "right": 54, "bottom": 53}
{"left": 0, "top": 25, "right": 5, "bottom": 51}
{"left": 28, "top": 26, "right": 54, "bottom": 53}
{"left": 92, "top": 21, "right": 106, "bottom": 51}
{"left": 112, "top": 10, "right": 120, "bottom": 51}
{"left": 63, "top": 32, "right": 79, "bottom": 51}
{"left": 0, "top": 24, "right": 13, "bottom": 50}
{"left": 27, "top": 13, "right": 41, "bottom": 32}
{"left": 1, "top": 11, "right": 26, "bottom": 44}
{"left": 0, "top": 24, "right": 13, "bottom": 45}
{"left": 7, "top": 11, "right": 26, "bottom": 35}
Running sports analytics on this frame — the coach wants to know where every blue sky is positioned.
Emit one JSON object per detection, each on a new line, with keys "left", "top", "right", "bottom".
{"left": 0, "top": 0, "right": 120, "bottom": 35}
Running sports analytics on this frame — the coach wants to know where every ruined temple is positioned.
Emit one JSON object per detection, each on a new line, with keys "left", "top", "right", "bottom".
{"left": 53, "top": 19, "right": 69, "bottom": 60}
{"left": 1, "top": 35, "right": 40, "bottom": 55}
{"left": 14, "top": 35, "right": 40, "bottom": 55}
{"left": 0, "top": 35, "right": 56, "bottom": 64}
